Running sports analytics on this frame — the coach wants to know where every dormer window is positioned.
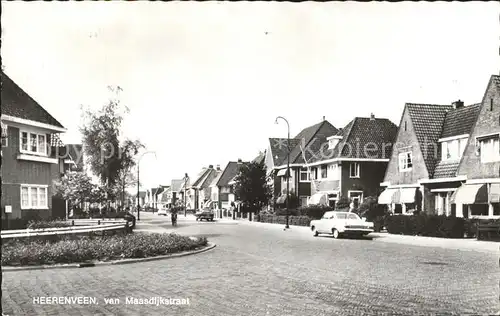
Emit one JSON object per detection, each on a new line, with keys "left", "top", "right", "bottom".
{"left": 440, "top": 137, "right": 468, "bottom": 161}
{"left": 327, "top": 135, "right": 342, "bottom": 150}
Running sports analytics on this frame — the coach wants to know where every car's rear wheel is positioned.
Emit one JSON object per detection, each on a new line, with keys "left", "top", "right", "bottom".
{"left": 332, "top": 228, "right": 340, "bottom": 239}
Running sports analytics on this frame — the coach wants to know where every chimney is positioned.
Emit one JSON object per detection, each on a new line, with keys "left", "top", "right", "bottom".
{"left": 208, "top": 164, "right": 213, "bottom": 169}
{"left": 370, "top": 113, "right": 375, "bottom": 121}
{"left": 216, "top": 164, "right": 221, "bottom": 171}
{"left": 452, "top": 100, "right": 464, "bottom": 109}
{"left": 322, "top": 116, "right": 326, "bottom": 121}
{"left": 237, "top": 158, "right": 242, "bottom": 164}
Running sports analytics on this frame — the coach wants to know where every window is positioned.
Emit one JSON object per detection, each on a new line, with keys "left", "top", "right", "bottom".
{"left": 20, "top": 131, "right": 47, "bottom": 155}
{"left": 300, "top": 168, "right": 310, "bottom": 182}
{"left": 320, "top": 165, "right": 327, "bottom": 179}
{"left": 404, "top": 121, "right": 407, "bottom": 132}
{"left": 20, "top": 185, "right": 48, "bottom": 209}
{"left": 310, "top": 167, "right": 317, "bottom": 180}
{"left": 1, "top": 123, "right": 7, "bottom": 147}
{"left": 491, "top": 98, "right": 494, "bottom": 111}
{"left": 349, "top": 163, "right": 360, "bottom": 178}
{"left": 328, "top": 164, "right": 339, "bottom": 180}
{"left": 300, "top": 196, "right": 308, "bottom": 207}
{"left": 398, "top": 152, "right": 413, "bottom": 171}
{"left": 479, "top": 135, "right": 500, "bottom": 163}
{"left": 348, "top": 191, "right": 363, "bottom": 205}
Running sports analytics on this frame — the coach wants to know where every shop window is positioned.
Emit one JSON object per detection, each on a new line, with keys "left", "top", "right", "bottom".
{"left": 470, "top": 204, "right": 489, "bottom": 216}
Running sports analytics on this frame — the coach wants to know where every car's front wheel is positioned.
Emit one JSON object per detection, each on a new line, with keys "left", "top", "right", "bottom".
{"left": 332, "top": 228, "right": 340, "bottom": 239}
{"left": 311, "top": 226, "right": 319, "bottom": 237}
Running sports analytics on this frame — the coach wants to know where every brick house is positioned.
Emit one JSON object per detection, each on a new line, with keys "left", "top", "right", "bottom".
{"left": 306, "top": 115, "right": 398, "bottom": 208}
{"left": 190, "top": 165, "right": 220, "bottom": 210}
{"left": 216, "top": 159, "right": 247, "bottom": 212}
{"left": 265, "top": 119, "right": 339, "bottom": 207}
{"left": 1, "top": 71, "right": 67, "bottom": 221}
{"left": 452, "top": 75, "right": 500, "bottom": 218}
{"left": 379, "top": 100, "right": 481, "bottom": 214}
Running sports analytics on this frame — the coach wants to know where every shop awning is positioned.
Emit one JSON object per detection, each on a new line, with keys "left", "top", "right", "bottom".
{"left": 490, "top": 183, "right": 500, "bottom": 203}
{"left": 276, "top": 169, "right": 290, "bottom": 177}
{"left": 378, "top": 188, "right": 399, "bottom": 204}
{"left": 308, "top": 192, "right": 328, "bottom": 206}
{"left": 451, "top": 184, "right": 488, "bottom": 204}
{"left": 400, "top": 188, "right": 416, "bottom": 204}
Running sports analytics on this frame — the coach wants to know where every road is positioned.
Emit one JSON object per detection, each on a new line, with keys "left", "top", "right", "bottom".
{"left": 2, "top": 212, "right": 499, "bottom": 316}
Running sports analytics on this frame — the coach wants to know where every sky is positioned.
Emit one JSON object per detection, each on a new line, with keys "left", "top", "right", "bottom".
{"left": 2, "top": 2, "right": 499, "bottom": 190}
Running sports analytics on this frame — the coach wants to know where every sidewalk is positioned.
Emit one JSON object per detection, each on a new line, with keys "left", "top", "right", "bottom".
{"left": 238, "top": 220, "right": 500, "bottom": 254}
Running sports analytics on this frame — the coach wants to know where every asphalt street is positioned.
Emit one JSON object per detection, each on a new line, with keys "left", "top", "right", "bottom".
{"left": 2, "top": 212, "right": 499, "bottom": 316}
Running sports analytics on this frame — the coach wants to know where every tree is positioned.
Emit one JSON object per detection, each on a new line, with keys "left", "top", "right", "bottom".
{"left": 358, "top": 196, "right": 386, "bottom": 221}
{"left": 335, "top": 196, "right": 350, "bottom": 210}
{"left": 53, "top": 171, "right": 106, "bottom": 212}
{"left": 80, "top": 86, "right": 144, "bottom": 204}
{"left": 233, "top": 161, "right": 272, "bottom": 214}
{"left": 114, "top": 139, "right": 144, "bottom": 207}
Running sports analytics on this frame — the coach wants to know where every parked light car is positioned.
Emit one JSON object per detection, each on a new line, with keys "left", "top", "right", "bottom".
{"left": 310, "top": 211, "right": 374, "bottom": 239}
{"left": 157, "top": 208, "right": 168, "bottom": 216}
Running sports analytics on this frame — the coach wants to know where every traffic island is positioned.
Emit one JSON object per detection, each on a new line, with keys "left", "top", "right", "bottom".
{"left": 1, "top": 233, "right": 214, "bottom": 272}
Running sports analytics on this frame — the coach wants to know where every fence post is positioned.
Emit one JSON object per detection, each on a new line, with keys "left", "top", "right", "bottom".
{"left": 72, "top": 220, "right": 74, "bottom": 226}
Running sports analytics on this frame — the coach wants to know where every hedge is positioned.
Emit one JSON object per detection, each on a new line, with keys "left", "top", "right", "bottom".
{"left": 385, "top": 214, "right": 465, "bottom": 238}
{"left": 297, "top": 205, "right": 333, "bottom": 219}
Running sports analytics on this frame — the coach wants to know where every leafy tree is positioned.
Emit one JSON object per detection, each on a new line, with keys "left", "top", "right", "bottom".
{"left": 335, "top": 196, "right": 350, "bottom": 210}
{"left": 80, "top": 86, "right": 143, "bottom": 204}
{"left": 53, "top": 172, "right": 106, "bottom": 211}
{"left": 358, "top": 196, "right": 386, "bottom": 220}
{"left": 233, "top": 161, "right": 272, "bottom": 214}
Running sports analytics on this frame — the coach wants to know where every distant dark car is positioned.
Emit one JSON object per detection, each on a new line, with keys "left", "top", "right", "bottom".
{"left": 195, "top": 209, "right": 214, "bottom": 221}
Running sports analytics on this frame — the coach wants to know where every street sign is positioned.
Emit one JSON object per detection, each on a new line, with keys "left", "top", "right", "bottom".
{"left": 4, "top": 205, "right": 12, "bottom": 214}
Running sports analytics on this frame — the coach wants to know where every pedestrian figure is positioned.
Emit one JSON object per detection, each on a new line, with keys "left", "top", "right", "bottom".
{"left": 171, "top": 211, "right": 177, "bottom": 226}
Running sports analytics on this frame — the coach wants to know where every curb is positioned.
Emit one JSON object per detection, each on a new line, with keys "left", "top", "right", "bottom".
{"left": 1, "top": 242, "right": 216, "bottom": 272}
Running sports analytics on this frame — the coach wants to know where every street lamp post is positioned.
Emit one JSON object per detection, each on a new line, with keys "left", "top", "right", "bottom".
{"left": 183, "top": 173, "right": 189, "bottom": 217}
{"left": 136, "top": 151, "right": 156, "bottom": 221}
{"left": 275, "top": 116, "right": 290, "bottom": 229}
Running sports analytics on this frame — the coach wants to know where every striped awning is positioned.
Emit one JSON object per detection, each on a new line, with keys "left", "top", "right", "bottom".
{"left": 400, "top": 188, "right": 417, "bottom": 204}
{"left": 50, "top": 133, "right": 65, "bottom": 147}
{"left": 378, "top": 188, "right": 399, "bottom": 204}
{"left": 451, "top": 184, "right": 488, "bottom": 205}
{"left": 490, "top": 184, "right": 500, "bottom": 203}
{"left": 308, "top": 192, "right": 328, "bottom": 206}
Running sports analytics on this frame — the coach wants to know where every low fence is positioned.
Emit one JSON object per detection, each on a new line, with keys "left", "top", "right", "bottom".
{"left": 1, "top": 220, "right": 129, "bottom": 240}
{"left": 255, "top": 215, "right": 311, "bottom": 227}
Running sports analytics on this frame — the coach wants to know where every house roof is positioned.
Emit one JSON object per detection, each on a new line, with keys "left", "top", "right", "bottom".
{"left": 217, "top": 161, "right": 246, "bottom": 187}
{"left": 290, "top": 120, "right": 339, "bottom": 164}
{"left": 209, "top": 170, "right": 223, "bottom": 187}
{"left": 171, "top": 179, "right": 184, "bottom": 192}
{"left": 406, "top": 103, "right": 454, "bottom": 176}
{"left": 309, "top": 117, "right": 398, "bottom": 162}
{"left": 199, "top": 169, "right": 218, "bottom": 189}
{"left": 1, "top": 71, "right": 65, "bottom": 129}
{"left": 138, "top": 191, "right": 147, "bottom": 198}
{"left": 433, "top": 161, "right": 461, "bottom": 179}
{"left": 151, "top": 188, "right": 159, "bottom": 196}
{"left": 441, "top": 104, "right": 481, "bottom": 139}
{"left": 252, "top": 150, "right": 266, "bottom": 164}
{"left": 268, "top": 138, "right": 301, "bottom": 166}
{"left": 191, "top": 167, "right": 210, "bottom": 188}
{"left": 492, "top": 75, "right": 500, "bottom": 90}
